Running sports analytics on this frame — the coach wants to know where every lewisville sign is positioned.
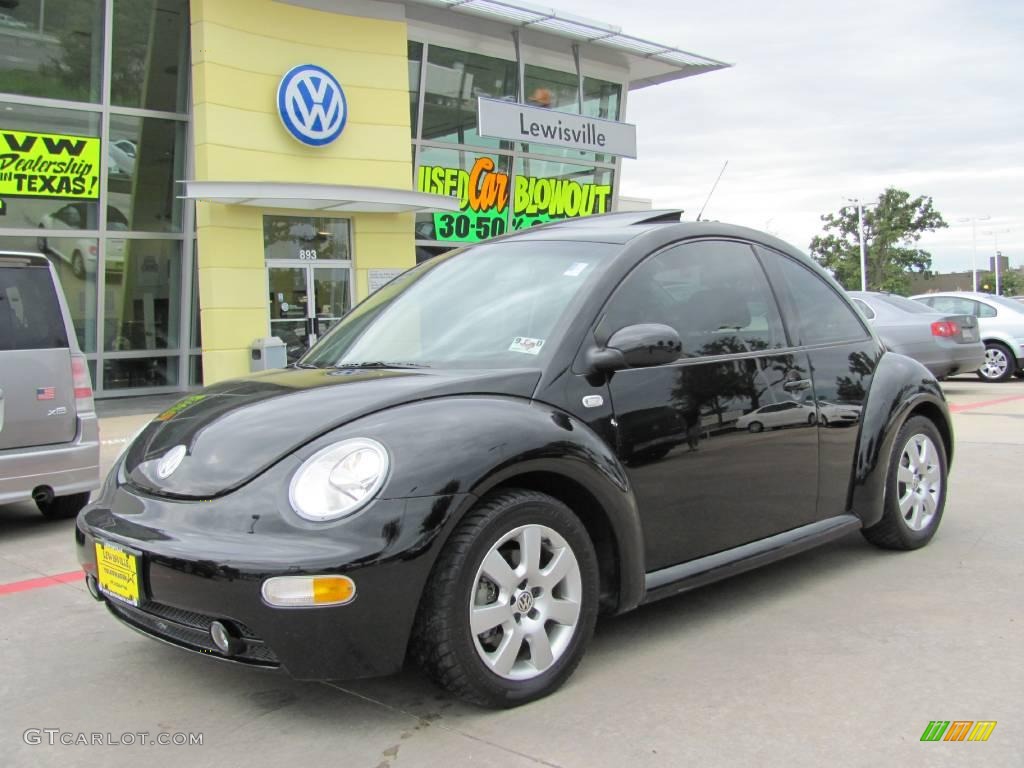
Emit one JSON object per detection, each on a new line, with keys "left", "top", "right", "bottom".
{"left": 477, "top": 97, "right": 637, "bottom": 158}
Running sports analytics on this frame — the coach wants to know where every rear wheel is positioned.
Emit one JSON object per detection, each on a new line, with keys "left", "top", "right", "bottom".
{"left": 71, "top": 250, "right": 86, "bottom": 279}
{"left": 862, "top": 416, "right": 947, "bottom": 550}
{"left": 977, "top": 341, "right": 1015, "bottom": 382}
{"left": 411, "top": 488, "right": 599, "bottom": 708}
{"left": 748, "top": 421, "right": 764, "bottom": 433}
{"left": 37, "top": 492, "right": 90, "bottom": 520}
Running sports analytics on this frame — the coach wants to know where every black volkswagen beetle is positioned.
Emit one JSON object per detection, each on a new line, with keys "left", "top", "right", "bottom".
{"left": 77, "top": 211, "right": 952, "bottom": 707}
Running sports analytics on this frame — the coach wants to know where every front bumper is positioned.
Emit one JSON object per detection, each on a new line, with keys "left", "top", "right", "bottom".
{"left": 76, "top": 468, "right": 473, "bottom": 680}
{"left": 0, "top": 415, "right": 99, "bottom": 506}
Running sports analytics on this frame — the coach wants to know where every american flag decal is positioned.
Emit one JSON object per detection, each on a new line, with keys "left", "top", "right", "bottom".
{"left": 36, "top": 387, "right": 55, "bottom": 401}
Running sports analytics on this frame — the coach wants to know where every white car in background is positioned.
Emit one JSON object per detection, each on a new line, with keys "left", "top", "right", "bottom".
{"left": 734, "top": 401, "right": 817, "bottom": 433}
{"left": 912, "top": 291, "right": 1024, "bottom": 382}
{"left": 37, "top": 204, "right": 129, "bottom": 278}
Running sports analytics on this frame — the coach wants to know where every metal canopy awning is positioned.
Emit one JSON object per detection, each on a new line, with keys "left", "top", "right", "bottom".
{"left": 181, "top": 181, "right": 460, "bottom": 213}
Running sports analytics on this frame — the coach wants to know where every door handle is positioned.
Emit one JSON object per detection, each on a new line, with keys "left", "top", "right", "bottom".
{"left": 783, "top": 378, "right": 811, "bottom": 393}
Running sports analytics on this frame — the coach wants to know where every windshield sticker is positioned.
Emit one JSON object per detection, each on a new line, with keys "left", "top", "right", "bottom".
{"left": 563, "top": 262, "right": 589, "bottom": 277}
{"left": 509, "top": 337, "right": 546, "bottom": 355}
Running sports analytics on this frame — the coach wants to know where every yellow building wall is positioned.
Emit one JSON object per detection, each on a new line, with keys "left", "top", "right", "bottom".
{"left": 190, "top": 0, "right": 416, "bottom": 384}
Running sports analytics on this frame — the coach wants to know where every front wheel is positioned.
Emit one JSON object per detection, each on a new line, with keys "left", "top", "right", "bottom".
{"left": 747, "top": 421, "right": 763, "bottom": 433}
{"left": 977, "top": 341, "right": 1015, "bottom": 382}
{"left": 411, "top": 488, "right": 599, "bottom": 708}
{"left": 862, "top": 416, "right": 947, "bottom": 550}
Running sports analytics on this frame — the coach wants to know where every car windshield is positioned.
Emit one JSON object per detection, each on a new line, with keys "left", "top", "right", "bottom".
{"left": 301, "top": 239, "right": 617, "bottom": 369}
{"left": 876, "top": 294, "right": 934, "bottom": 314}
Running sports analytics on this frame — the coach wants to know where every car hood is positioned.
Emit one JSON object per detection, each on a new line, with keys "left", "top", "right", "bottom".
{"left": 123, "top": 366, "right": 540, "bottom": 499}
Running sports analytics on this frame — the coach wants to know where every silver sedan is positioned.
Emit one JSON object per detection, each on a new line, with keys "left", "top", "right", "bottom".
{"left": 849, "top": 292, "right": 985, "bottom": 379}
{"left": 911, "top": 291, "right": 1024, "bottom": 382}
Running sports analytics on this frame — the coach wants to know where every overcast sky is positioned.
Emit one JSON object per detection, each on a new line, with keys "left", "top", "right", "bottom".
{"left": 553, "top": 0, "right": 1022, "bottom": 274}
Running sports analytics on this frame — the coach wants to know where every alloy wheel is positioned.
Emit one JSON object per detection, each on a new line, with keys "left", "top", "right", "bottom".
{"left": 980, "top": 347, "right": 1009, "bottom": 380}
{"left": 469, "top": 524, "right": 582, "bottom": 681}
{"left": 896, "top": 434, "right": 942, "bottom": 531}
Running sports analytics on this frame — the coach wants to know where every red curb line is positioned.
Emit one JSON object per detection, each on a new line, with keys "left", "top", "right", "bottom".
{"left": 949, "top": 394, "right": 1024, "bottom": 413}
{"left": 0, "top": 570, "right": 83, "bottom": 596}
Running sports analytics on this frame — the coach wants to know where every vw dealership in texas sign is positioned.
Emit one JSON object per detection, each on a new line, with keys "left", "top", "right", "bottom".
{"left": 277, "top": 64, "right": 348, "bottom": 146}
{"left": 477, "top": 97, "right": 637, "bottom": 158}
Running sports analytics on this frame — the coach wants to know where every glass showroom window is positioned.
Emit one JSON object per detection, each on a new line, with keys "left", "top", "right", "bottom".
{"left": 583, "top": 77, "right": 621, "bottom": 121}
{"left": 422, "top": 45, "right": 517, "bottom": 148}
{"left": 108, "top": 114, "right": 186, "bottom": 232}
{"left": 0, "top": 0, "right": 104, "bottom": 102}
{"left": 408, "top": 40, "right": 423, "bottom": 135}
{"left": 112, "top": 0, "right": 190, "bottom": 112}
{"left": 1, "top": 1, "right": 193, "bottom": 395}
{"left": 524, "top": 64, "right": 578, "bottom": 113}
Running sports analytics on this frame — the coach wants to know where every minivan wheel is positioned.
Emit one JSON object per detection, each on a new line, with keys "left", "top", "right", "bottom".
{"left": 862, "top": 416, "right": 947, "bottom": 550}
{"left": 37, "top": 492, "right": 90, "bottom": 520}
{"left": 411, "top": 488, "right": 598, "bottom": 708}
{"left": 977, "top": 342, "right": 1015, "bottom": 382}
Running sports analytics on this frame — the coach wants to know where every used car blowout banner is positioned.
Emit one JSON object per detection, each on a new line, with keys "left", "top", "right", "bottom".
{"left": 418, "top": 156, "right": 613, "bottom": 243}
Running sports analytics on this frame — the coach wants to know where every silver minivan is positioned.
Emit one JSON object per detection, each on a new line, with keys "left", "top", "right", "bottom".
{"left": 0, "top": 252, "right": 99, "bottom": 518}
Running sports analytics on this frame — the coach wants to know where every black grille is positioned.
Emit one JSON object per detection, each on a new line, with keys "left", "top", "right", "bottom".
{"left": 108, "top": 600, "right": 279, "bottom": 666}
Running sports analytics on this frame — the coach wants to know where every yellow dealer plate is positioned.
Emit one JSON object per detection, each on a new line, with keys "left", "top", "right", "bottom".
{"left": 95, "top": 540, "right": 141, "bottom": 606}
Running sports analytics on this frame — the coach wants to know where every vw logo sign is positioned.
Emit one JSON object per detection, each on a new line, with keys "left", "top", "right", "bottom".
{"left": 277, "top": 64, "right": 348, "bottom": 147}
{"left": 156, "top": 445, "right": 187, "bottom": 480}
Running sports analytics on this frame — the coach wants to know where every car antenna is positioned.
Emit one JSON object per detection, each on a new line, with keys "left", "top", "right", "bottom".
{"left": 696, "top": 160, "right": 729, "bottom": 222}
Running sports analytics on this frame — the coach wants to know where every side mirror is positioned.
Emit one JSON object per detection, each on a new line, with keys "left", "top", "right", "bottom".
{"left": 588, "top": 323, "right": 682, "bottom": 372}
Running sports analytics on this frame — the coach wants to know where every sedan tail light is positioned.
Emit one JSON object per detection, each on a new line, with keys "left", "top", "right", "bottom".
{"left": 71, "top": 353, "right": 95, "bottom": 415}
{"left": 931, "top": 321, "right": 959, "bottom": 337}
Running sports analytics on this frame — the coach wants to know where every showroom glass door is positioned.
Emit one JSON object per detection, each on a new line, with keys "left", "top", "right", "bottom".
{"left": 264, "top": 214, "right": 353, "bottom": 364}
{"left": 267, "top": 262, "right": 353, "bottom": 364}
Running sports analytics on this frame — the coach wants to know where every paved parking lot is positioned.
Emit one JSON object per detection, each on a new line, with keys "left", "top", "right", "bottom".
{"left": 1, "top": 379, "right": 1021, "bottom": 767}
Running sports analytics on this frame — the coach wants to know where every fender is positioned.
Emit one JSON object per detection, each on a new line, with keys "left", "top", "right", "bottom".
{"left": 338, "top": 395, "right": 647, "bottom": 614}
{"left": 979, "top": 330, "right": 1023, "bottom": 360}
{"left": 848, "top": 352, "right": 952, "bottom": 528}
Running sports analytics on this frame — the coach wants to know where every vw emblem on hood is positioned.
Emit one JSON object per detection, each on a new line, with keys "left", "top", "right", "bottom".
{"left": 156, "top": 445, "right": 187, "bottom": 479}
{"left": 277, "top": 64, "right": 348, "bottom": 146}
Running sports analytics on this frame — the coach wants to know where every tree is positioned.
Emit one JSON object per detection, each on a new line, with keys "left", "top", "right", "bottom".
{"left": 810, "top": 188, "right": 948, "bottom": 294}
{"left": 978, "top": 269, "right": 1024, "bottom": 296}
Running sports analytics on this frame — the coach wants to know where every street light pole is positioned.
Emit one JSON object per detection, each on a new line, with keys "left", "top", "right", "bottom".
{"left": 983, "top": 228, "right": 1012, "bottom": 295}
{"left": 846, "top": 198, "right": 870, "bottom": 291}
{"left": 959, "top": 216, "right": 990, "bottom": 292}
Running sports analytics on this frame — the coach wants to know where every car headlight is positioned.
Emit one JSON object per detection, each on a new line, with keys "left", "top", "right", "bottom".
{"left": 289, "top": 438, "right": 389, "bottom": 521}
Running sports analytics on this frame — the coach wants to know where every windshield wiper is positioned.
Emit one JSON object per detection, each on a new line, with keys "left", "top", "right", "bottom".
{"left": 335, "top": 361, "right": 431, "bottom": 369}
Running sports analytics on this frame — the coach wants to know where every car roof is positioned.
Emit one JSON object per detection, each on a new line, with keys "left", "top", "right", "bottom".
{"left": 0, "top": 251, "right": 50, "bottom": 268}
{"left": 911, "top": 291, "right": 995, "bottom": 300}
{"left": 502, "top": 210, "right": 813, "bottom": 260}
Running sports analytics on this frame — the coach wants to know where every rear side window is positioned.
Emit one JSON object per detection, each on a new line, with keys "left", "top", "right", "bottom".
{"left": 0, "top": 266, "right": 69, "bottom": 351}
{"left": 759, "top": 248, "right": 869, "bottom": 346}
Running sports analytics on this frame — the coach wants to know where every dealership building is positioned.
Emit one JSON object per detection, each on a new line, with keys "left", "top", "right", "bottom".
{"left": 0, "top": 0, "right": 727, "bottom": 396}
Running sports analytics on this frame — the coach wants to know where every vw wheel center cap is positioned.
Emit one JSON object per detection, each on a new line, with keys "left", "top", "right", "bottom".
{"left": 277, "top": 64, "right": 348, "bottom": 147}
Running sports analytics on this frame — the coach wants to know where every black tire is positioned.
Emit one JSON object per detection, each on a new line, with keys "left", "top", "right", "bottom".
{"left": 71, "top": 250, "right": 85, "bottom": 279}
{"left": 748, "top": 421, "right": 763, "bottom": 433}
{"left": 976, "top": 341, "right": 1016, "bottom": 382}
{"left": 819, "top": 414, "right": 830, "bottom": 427}
{"left": 862, "top": 416, "right": 947, "bottom": 550}
{"left": 37, "top": 492, "right": 90, "bottom": 520}
{"left": 411, "top": 488, "right": 599, "bottom": 708}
